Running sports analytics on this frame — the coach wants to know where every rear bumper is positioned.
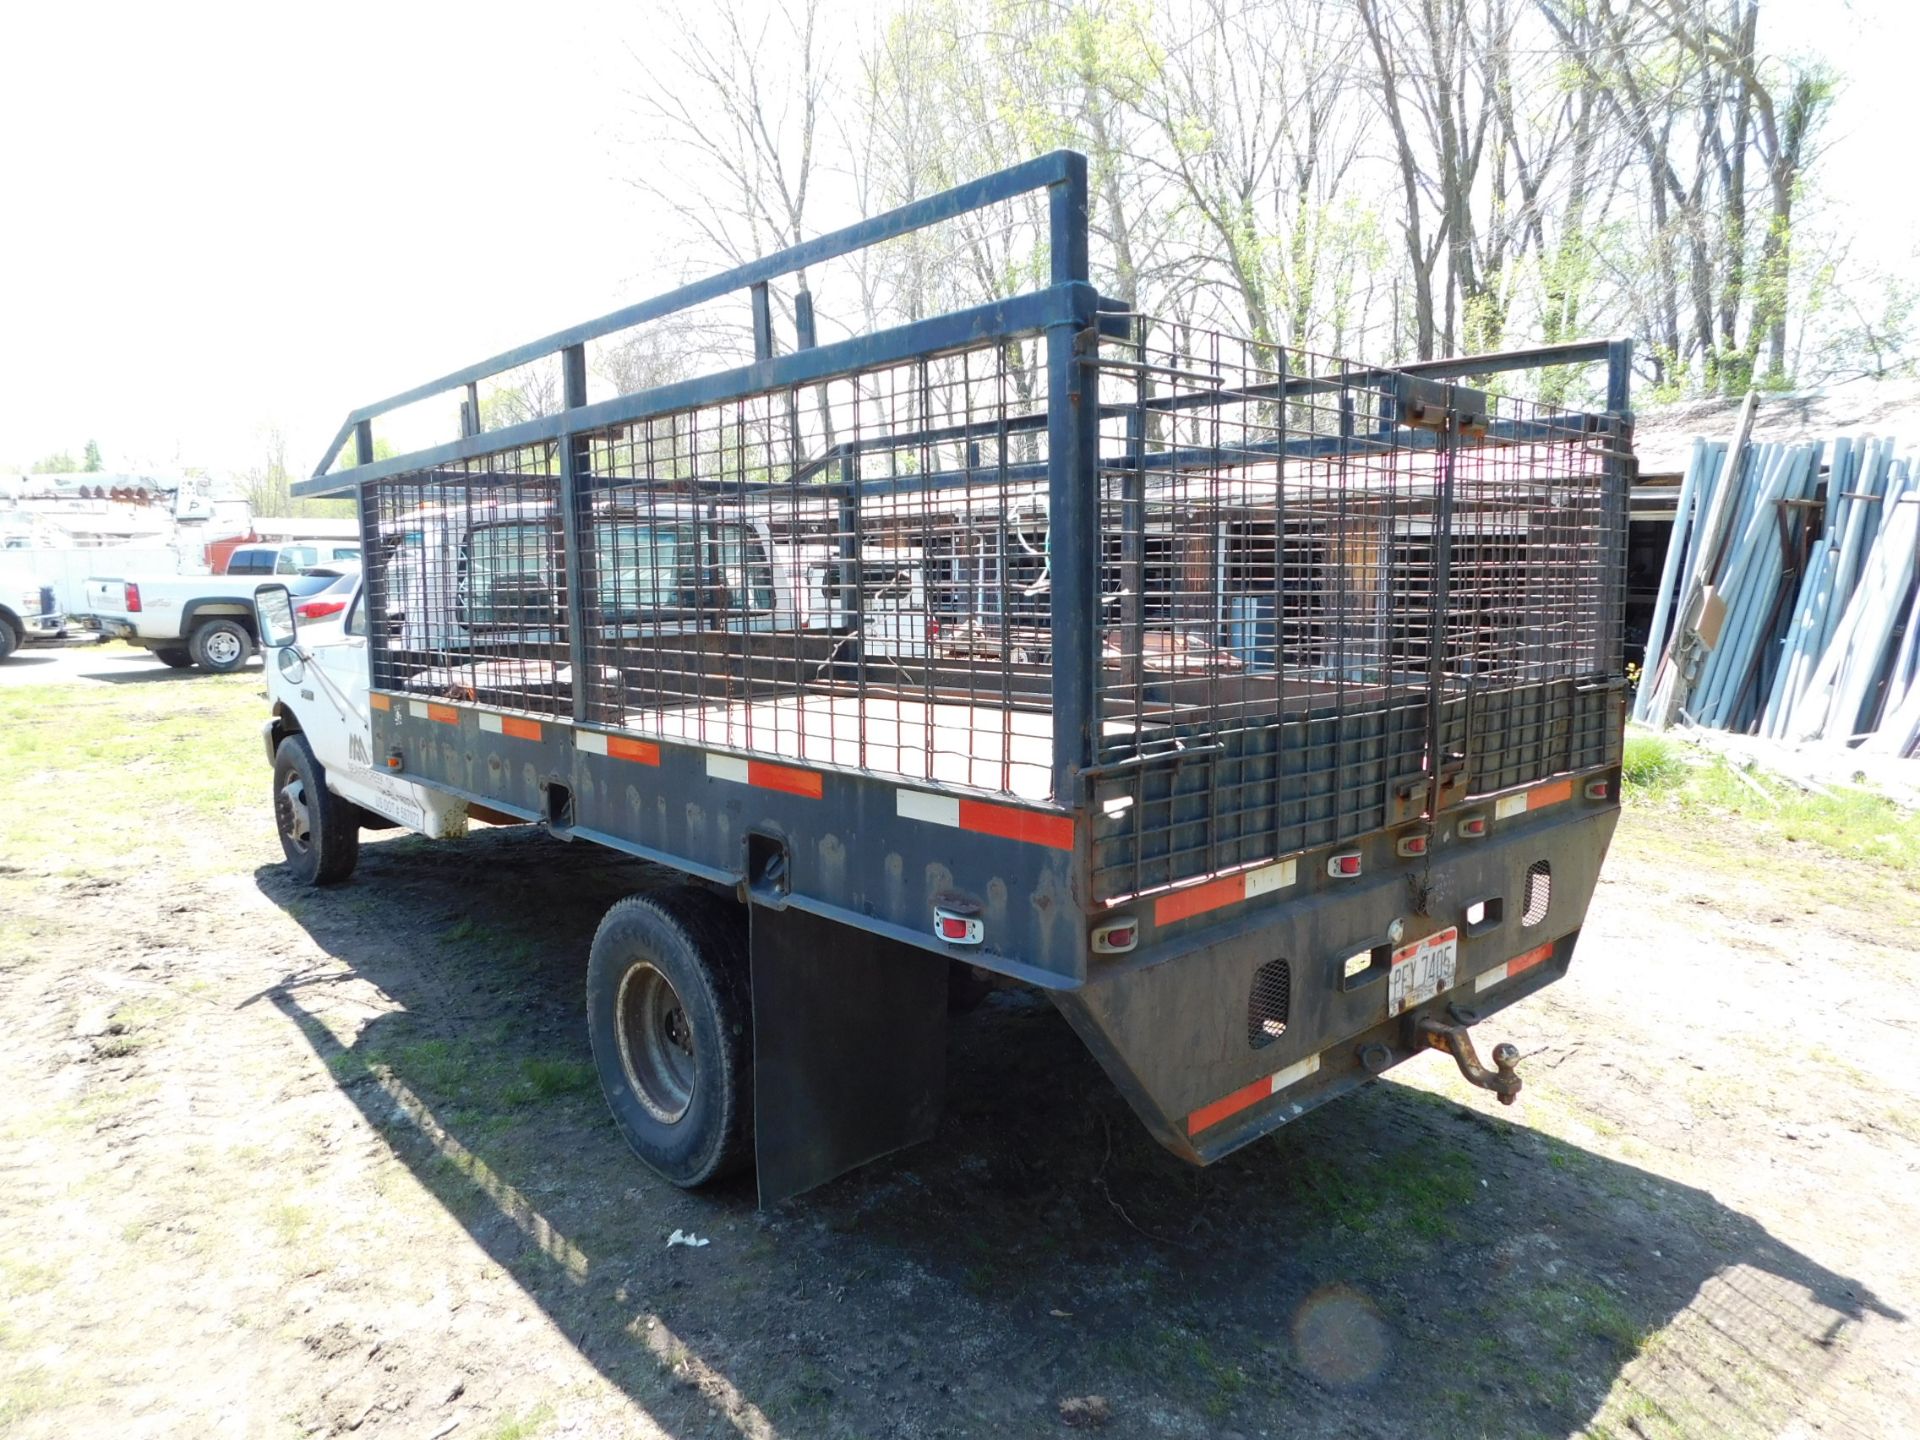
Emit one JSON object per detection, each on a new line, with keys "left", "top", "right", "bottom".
{"left": 20, "top": 612, "right": 65, "bottom": 641}
{"left": 1050, "top": 800, "right": 1618, "bottom": 1165}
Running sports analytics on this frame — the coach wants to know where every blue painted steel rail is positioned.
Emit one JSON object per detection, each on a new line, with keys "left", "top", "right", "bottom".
{"left": 302, "top": 150, "right": 1089, "bottom": 489}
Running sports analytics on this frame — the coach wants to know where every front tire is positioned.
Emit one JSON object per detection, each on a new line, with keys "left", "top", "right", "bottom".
{"left": 0, "top": 620, "right": 17, "bottom": 662}
{"left": 153, "top": 646, "right": 193, "bottom": 669}
{"left": 190, "top": 618, "right": 252, "bottom": 673}
{"left": 273, "top": 734, "right": 359, "bottom": 885}
{"left": 586, "top": 889, "right": 752, "bottom": 1187}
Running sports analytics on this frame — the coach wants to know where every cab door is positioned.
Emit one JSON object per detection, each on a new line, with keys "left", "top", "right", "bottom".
{"left": 302, "top": 589, "right": 375, "bottom": 777}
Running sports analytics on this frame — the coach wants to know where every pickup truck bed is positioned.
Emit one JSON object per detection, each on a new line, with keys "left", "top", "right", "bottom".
{"left": 86, "top": 574, "right": 294, "bottom": 672}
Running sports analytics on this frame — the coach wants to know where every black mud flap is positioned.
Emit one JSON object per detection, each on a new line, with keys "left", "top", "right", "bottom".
{"left": 749, "top": 905, "right": 947, "bottom": 1206}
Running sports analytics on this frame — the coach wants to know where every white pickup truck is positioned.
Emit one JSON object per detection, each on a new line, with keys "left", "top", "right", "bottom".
{"left": 0, "top": 555, "right": 66, "bottom": 661}
{"left": 85, "top": 571, "right": 340, "bottom": 672}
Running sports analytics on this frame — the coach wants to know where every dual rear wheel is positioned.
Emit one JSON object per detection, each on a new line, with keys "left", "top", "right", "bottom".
{"left": 586, "top": 891, "right": 754, "bottom": 1187}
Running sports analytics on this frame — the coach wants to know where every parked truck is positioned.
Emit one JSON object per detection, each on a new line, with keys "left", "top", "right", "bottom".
{"left": 87, "top": 571, "right": 341, "bottom": 671}
{"left": 0, "top": 555, "right": 65, "bottom": 660}
{"left": 256, "top": 152, "right": 1634, "bottom": 1204}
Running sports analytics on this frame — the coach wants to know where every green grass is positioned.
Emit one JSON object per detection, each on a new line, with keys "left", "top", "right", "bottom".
{"left": 347, "top": 1028, "right": 596, "bottom": 1117}
{"left": 0, "top": 675, "right": 266, "bottom": 872}
{"left": 1621, "top": 734, "right": 1690, "bottom": 791}
{"left": 1622, "top": 732, "right": 1920, "bottom": 875}
{"left": 480, "top": 1404, "right": 553, "bottom": 1440}
{"left": 1276, "top": 1134, "right": 1481, "bottom": 1254}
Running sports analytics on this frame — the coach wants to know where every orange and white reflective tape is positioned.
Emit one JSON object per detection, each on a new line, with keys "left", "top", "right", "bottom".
{"left": 404, "top": 698, "right": 461, "bottom": 724}
{"left": 477, "top": 711, "right": 543, "bottom": 741}
{"left": 1153, "top": 858, "right": 1297, "bottom": 926}
{"left": 1473, "top": 941, "right": 1554, "bottom": 994}
{"left": 706, "top": 753, "right": 823, "bottom": 799}
{"left": 575, "top": 730, "right": 660, "bottom": 765}
{"left": 369, "top": 692, "right": 392, "bottom": 712}
{"left": 1494, "top": 776, "right": 1574, "bottom": 820}
{"left": 1188, "top": 1053, "right": 1320, "bottom": 1135}
{"left": 896, "top": 789, "right": 1075, "bottom": 851}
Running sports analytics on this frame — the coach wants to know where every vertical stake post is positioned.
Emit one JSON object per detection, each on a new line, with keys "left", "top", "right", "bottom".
{"left": 1044, "top": 153, "right": 1094, "bottom": 803}
{"left": 558, "top": 343, "right": 591, "bottom": 724}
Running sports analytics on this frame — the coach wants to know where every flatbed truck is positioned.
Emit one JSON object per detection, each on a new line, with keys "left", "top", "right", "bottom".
{"left": 255, "top": 152, "right": 1634, "bottom": 1204}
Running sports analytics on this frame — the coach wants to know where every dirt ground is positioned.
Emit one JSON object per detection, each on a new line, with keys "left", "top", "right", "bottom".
{"left": 2, "top": 649, "right": 1917, "bottom": 1440}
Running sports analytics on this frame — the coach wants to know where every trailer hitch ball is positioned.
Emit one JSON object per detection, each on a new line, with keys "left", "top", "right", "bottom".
{"left": 1416, "top": 1018, "right": 1523, "bottom": 1105}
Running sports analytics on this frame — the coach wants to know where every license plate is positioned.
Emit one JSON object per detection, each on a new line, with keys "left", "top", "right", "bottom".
{"left": 1388, "top": 926, "right": 1459, "bottom": 1017}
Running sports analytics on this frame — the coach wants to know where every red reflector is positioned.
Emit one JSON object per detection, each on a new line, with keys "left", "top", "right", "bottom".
{"left": 1396, "top": 834, "right": 1428, "bottom": 858}
{"left": 1458, "top": 814, "right": 1488, "bottom": 838}
{"left": 934, "top": 908, "right": 982, "bottom": 945}
{"left": 125, "top": 582, "right": 142, "bottom": 613}
{"left": 1092, "top": 917, "right": 1138, "bottom": 954}
{"left": 1583, "top": 778, "right": 1610, "bottom": 801}
{"left": 1108, "top": 926, "right": 1133, "bottom": 946}
{"left": 1327, "top": 850, "right": 1362, "bottom": 878}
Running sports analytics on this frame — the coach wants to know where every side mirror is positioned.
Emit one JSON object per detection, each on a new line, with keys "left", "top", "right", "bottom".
{"left": 255, "top": 584, "right": 298, "bottom": 649}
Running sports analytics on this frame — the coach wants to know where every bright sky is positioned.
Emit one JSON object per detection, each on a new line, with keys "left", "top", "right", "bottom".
{"left": 0, "top": 0, "right": 1910, "bottom": 481}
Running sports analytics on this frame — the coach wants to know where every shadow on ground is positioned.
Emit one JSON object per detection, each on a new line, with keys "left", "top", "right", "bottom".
{"left": 252, "top": 828, "right": 1898, "bottom": 1440}
{"left": 88, "top": 662, "right": 251, "bottom": 685}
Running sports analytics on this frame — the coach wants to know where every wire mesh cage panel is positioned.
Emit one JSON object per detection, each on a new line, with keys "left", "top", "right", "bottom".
{"left": 1087, "top": 321, "right": 1628, "bottom": 902}
{"left": 357, "top": 309, "right": 1626, "bottom": 896}
{"left": 363, "top": 445, "right": 571, "bottom": 716}
{"left": 364, "top": 334, "right": 1070, "bottom": 799}
{"left": 575, "top": 336, "right": 1064, "bottom": 797}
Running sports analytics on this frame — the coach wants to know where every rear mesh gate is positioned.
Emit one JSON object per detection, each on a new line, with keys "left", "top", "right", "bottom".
{"left": 1087, "top": 322, "right": 1629, "bottom": 906}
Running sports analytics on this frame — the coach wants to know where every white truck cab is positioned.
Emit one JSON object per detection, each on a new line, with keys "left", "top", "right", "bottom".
{"left": 253, "top": 501, "right": 790, "bottom": 882}
{"left": 257, "top": 584, "right": 469, "bottom": 880}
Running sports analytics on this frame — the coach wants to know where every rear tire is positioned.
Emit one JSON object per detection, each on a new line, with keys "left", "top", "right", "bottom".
{"left": 273, "top": 734, "right": 359, "bottom": 885}
{"left": 190, "top": 618, "right": 251, "bottom": 673}
{"left": 586, "top": 888, "right": 752, "bottom": 1187}
{"left": 153, "top": 646, "right": 192, "bottom": 669}
{"left": 0, "top": 621, "right": 17, "bottom": 662}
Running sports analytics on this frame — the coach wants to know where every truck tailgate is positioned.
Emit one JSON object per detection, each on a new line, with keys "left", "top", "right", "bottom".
{"left": 84, "top": 578, "right": 132, "bottom": 620}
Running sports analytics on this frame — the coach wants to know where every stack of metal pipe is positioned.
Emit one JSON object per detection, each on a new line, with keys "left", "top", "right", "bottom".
{"left": 1634, "top": 427, "right": 1920, "bottom": 755}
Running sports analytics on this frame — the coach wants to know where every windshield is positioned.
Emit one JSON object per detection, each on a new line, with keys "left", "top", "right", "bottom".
{"left": 595, "top": 519, "right": 695, "bottom": 619}
{"left": 718, "top": 524, "right": 775, "bottom": 612}
{"left": 463, "top": 522, "right": 554, "bottom": 626}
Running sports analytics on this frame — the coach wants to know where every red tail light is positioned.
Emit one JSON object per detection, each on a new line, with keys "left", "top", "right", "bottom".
{"left": 1326, "top": 850, "right": 1363, "bottom": 878}
{"left": 124, "top": 582, "right": 142, "bottom": 613}
{"left": 927, "top": 618, "right": 941, "bottom": 640}
{"left": 296, "top": 598, "right": 349, "bottom": 620}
